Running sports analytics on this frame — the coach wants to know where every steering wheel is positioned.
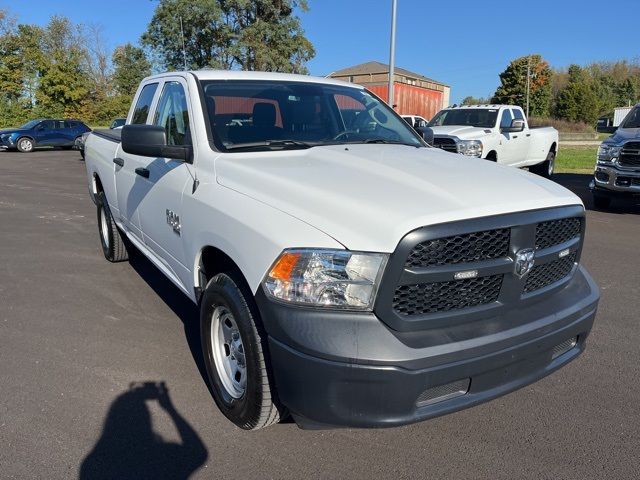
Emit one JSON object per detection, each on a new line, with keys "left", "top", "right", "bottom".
{"left": 333, "top": 130, "right": 360, "bottom": 141}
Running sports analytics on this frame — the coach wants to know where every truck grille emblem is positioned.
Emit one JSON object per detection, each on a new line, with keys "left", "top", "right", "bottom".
{"left": 514, "top": 248, "right": 535, "bottom": 278}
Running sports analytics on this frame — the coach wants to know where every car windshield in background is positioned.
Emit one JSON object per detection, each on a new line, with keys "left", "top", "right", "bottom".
{"left": 199, "top": 80, "right": 424, "bottom": 151}
{"left": 428, "top": 109, "right": 499, "bottom": 128}
{"left": 621, "top": 107, "right": 640, "bottom": 128}
{"left": 20, "top": 119, "right": 41, "bottom": 129}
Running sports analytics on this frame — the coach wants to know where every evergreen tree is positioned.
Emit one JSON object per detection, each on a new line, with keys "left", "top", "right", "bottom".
{"left": 554, "top": 65, "right": 600, "bottom": 124}
{"left": 112, "top": 43, "right": 151, "bottom": 96}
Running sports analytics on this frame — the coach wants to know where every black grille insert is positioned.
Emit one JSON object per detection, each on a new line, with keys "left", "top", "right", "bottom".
{"left": 393, "top": 275, "right": 503, "bottom": 316}
{"left": 524, "top": 252, "right": 577, "bottom": 293}
{"left": 433, "top": 137, "right": 457, "bottom": 153}
{"left": 619, "top": 141, "right": 640, "bottom": 168}
{"left": 406, "top": 229, "right": 510, "bottom": 268}
{"left": 535, "top": 218, "right": 581, "bottom": 250}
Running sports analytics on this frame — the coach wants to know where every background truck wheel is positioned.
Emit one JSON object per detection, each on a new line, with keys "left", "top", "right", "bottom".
{"left": 96, "top": 192, "right": 129, "bottom": 262}
{"left": 16, "top": 137, "right": 34, "bottom": 153}
{"left": 200, "top": 272, "right": 285, "bottom": 430}
{"left": 530, "top": 150, "right": 555, "bottom": 178}
{"left": 592, "top": 192, "right": 612, "bottom": 209}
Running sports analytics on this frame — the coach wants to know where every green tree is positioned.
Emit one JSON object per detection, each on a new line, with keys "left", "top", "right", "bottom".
{"left": 554, "top": 65, "right": 599, "bottom": 124}
{"left": 461, "top": 96, "right": 491, "bottom": 105}
{"left": 112, "top": 43, "right": 151, "bottom": 96}
{"left": 36, "top": 16, "right": 90, "bottom": 118}
{"left": 142, "top": 0, "right": 314, "bottom": 73}
{"left": 493, "top": 54, "right": 552, "bottom": 116}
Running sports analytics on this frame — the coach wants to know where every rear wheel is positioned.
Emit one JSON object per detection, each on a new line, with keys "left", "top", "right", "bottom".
{"left": 96, "top": 192, "right": 129, "bottom": 262}
{"left": 16, "top": 137, "right": 34, "bottom": 153}
{"left": 200, "top": 272, "right": 285, "bottom": 430}
{"left": 531, "top": 150, "right": 555, "bottom": 178}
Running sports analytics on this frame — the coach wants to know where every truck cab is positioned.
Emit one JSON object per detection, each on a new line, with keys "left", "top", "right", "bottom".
{"left": 428, "top": 105, "right": 558, "bottom": 177}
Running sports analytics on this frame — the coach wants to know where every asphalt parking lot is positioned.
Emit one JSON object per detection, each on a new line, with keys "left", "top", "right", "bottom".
{"left": 1, "top": 149, "right": 639, "bottom": 479}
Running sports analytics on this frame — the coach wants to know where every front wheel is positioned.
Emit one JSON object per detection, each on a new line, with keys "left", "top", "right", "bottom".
{"left": 530, "top": 150, "right": 555, "bottom": 178}
{"left": 200, "top": 272, "right": 285, "bottom": 430}
{"left": 16, "top": 137, "right": 34, "bottom": 153}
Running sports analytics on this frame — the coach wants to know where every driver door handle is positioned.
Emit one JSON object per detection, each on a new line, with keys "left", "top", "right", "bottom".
{"left": 113, "top": 157, "right": 124, "bottom": 167}
{"left": 135, "top": 167, "right": 150, "bottom": 178}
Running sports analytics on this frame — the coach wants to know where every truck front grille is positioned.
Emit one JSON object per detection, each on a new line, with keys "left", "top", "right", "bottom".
{"left": 432, "top": 137, "right": 457, "bottom": 153}
{"left": 535, "top": 217, "right": 582, "bottom": 250}
{"left": 406, "top": 229, "right": 510, "bottom": 268}
{"left": 524, "top": 252, "right": 577, "bottom": 293}
{"left": 377, "top": 207, "right": 585, "bottom": 328}
{"left": 393, "top": 275, "right": 502, "bottom": 316}
{"left": 619, "top": 141, "right": 640, "bottom": 168}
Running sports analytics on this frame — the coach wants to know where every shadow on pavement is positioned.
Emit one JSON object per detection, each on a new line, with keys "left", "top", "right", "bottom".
{"left": 80, "top": 382, "right": 208, "bottom": 479}
{"left": 127, "top": 249, "right": 209, "bottom": 389}
{"left": 552, "top": 173, "right": 640, "bottom": 214}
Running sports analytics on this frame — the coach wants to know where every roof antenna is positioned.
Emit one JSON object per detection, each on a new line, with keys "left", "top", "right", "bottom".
{"left": 180, "top": 17, "right": 187, "bottom": 71}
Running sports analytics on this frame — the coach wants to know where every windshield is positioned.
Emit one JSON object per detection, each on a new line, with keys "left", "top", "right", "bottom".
{"left": 200, "top": 80, "right": 424, "bottom": 151}
{"left": 428, "top": 109, "right": 499, "bottom": 128}
{"left": 621, "top": 107, "right": 640, "bottom": 129}
{"left": 20, "top": 119, "right": 41, "bottom": 129}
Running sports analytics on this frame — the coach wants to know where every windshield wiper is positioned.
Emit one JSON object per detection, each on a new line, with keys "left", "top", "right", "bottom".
{"left": 224, "top": 139, "right": 316, "bottom": 151}
{"left": 362, "top": 138, "right": 420, "bottom": 147}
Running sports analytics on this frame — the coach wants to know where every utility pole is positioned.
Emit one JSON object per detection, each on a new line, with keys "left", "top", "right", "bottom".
{"left": 388, "top": 0, "right": 397, "bottom": 108}
{"left": 180, "top": 17, "right": 187, "bottom": 71}
{"left": 525, "top": 56, "right": 531, "bottom": 118}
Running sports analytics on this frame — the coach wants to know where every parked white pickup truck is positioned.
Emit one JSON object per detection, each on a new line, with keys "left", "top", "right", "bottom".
{"left": 428, "top": 105, "right": 559, "bottom": 177}
{"left": 84, "top": 71, "right": 598, "bottom": 430}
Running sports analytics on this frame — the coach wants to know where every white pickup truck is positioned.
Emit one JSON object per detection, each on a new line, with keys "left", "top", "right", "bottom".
{"left": 428, "top": 105, "right": 559, "bottom": 177}
{"left": 84, "top": 71, "right": 598, "bottom": 430}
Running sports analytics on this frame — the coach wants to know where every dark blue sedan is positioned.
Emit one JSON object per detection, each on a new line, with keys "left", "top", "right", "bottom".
{"left": 0, "top": 119, "right": 91, "bottom": 153}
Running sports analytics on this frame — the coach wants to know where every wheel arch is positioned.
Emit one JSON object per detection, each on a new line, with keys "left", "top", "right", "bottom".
{"left": 550, "top": 142, "right": 557, "bottom": 154}
{"left": 486, "top": 150, "right": 498, "bottom": 161}
{"left": 195, "top": 245, "right": 254, "bottom": 304}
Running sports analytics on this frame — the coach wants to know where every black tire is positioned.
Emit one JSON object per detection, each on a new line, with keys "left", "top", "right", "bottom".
{"left": 96, "top": 192, "right": 129, "bottom": 262}
{"left": 200, "top": 272, "right": 284, "bottom": 430}
{"left": 593, "top": 192, "right": 612, "bottom": 209}
{"left": 16, "top": 137, "right": 34, "bottom": 153}
{"left": 531, "top": 150, "right": 556, "bottom": 178}
{"left": 61, "top": 145, "right": 73, "bottom": 150}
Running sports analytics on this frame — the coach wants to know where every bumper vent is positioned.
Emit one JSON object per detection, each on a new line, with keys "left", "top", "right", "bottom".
{"left": 535, "top": 217, "right": 582, "bottom": 250}
{"left": 552, "top": 337, "right": 578, "bottom": 359}
{"left": 416, "top": 378, "right": 470, "bottom": 407}
{"left": 393, "top": 275, "right": 502, "bottom": 316}
{"left": 524, "top": 252, "right": 577, "bottom": 293}
{"left": 406, "top": 229, "right": 510, "bottom": 268}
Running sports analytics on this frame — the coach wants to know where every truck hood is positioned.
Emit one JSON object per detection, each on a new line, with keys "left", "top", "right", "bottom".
{"left": 216, "top": 144, "right": 581, "bottom": 252}
{"left": 608, "top": 127, "right": 640, "bottom": 144}
{"left": 0, "top": 128, "right": 25, "bottom": 135}
{"left": 428, "top": 125, "right": 491, "bottom": 140}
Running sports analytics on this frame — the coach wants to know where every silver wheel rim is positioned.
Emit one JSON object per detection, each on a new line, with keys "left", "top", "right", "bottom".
{"left": 100, "top": 207, "right": 110, "bottom": 250}
{"left": 211, "top": 305, "right": 246, "bottom": 399}
{"left": 19, "top": 139, "right": 32, "bottom": 152}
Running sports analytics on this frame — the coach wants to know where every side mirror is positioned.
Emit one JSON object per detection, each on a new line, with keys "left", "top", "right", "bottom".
{"left": 416, "top": 126, "right": 434, "bottom": 145}
{"left": 502, "top": 119, "right": 525, "bottom": 133}
{"left": 121, "top": 124, "right": 190, "bottom": 161}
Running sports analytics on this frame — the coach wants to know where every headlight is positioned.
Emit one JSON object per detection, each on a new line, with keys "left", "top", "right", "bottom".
{"left": 263, "top": 249, "right": 388, "bottom": 310}
{"left": 457, "top": 140, "right": 483, "bottom": 157}
{"left": 597, "top": 144, "right": 621, "bottom": 163}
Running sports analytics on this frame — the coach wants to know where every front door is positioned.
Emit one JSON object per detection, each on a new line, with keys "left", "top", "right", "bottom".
{"left": 137, "top": 79, "right": 195, "bottom": 288}
{"left": 498, "top": 109, "right": 528, "bottom": 166}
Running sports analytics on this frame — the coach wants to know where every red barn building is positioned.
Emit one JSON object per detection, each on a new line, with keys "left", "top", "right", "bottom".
{"left": 329, "top": 61, "right": 450, "bottom": 121}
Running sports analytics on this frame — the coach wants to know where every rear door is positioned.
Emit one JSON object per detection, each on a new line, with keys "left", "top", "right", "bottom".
{"left": 50, "top": 120, "right": 70, "bottom": 146}
{"left": 136, "top": 78, "right": 195, "bottom": 287}
{"left": 114, "top": 82, "right": 160, "bottom": 240}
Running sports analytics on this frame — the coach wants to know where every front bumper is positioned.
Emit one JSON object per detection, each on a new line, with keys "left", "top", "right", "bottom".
{"left": 256, "top": 266, "right": 599, "bottom": 428}
{"left": 592, "top": 163, "right": 640, "bottom": 196}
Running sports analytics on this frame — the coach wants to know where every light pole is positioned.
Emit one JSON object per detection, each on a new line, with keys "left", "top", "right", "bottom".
{"left": 388, "top": 0, "right": 397, "bottom": 108}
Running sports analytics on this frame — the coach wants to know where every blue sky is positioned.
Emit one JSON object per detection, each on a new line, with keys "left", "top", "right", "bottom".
{"left": 5, "top": 0, "right": 640, "bottom": 103}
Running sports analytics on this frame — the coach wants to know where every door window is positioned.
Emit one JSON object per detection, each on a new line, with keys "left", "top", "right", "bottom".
{"left": 512, "top": 109, "right": 525, "bottom": 121}
{"left": 131, "top": 83, "right": 159, "bottom": 124}
{"left": 500, "top": 109, "right": 514, "bottom": 129}
{"left": 153, "top": 81, "right": 191, "bottom": 146}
